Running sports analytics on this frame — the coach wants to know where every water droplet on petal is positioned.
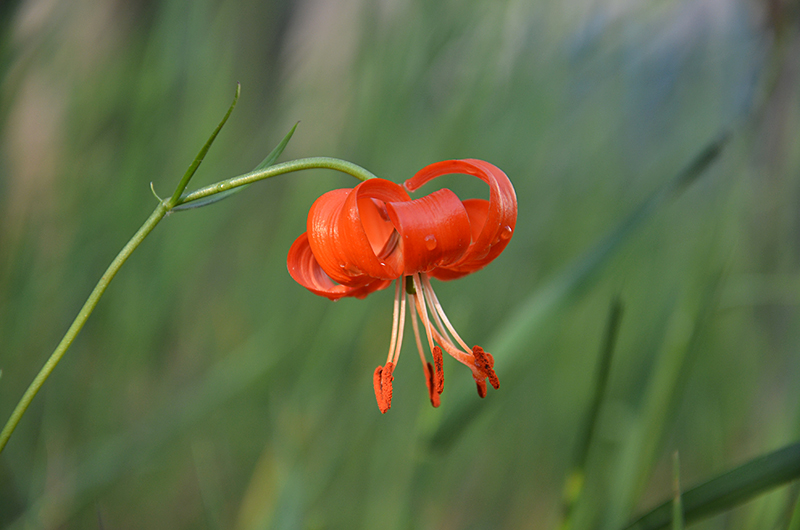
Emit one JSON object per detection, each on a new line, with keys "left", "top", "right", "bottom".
{"left": 424, "top": 235, "right": 437, "bottom": 250}
{"left": 475, "top": 247, "right": 490, "bottom": 260}
{"left": 500, "top": 225, "right": 513, "bottom": 240}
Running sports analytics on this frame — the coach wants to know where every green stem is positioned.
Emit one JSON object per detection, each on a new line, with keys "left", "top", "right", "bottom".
{"left": 0, "top": 203, "right": 168, "bottom": 453}
{"left": 0, "top": 156, "right": 376, "bottom": 454}
{"left": 177, "top": 156, "right": 377, "bottom": 205}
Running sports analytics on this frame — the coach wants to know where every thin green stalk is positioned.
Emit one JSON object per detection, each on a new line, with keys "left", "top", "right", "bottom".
{"left": 0, "top": 203, "right": 168, "bottom": 453}
{"left": 177, "top": 156, "right": 377, "bottom": 206}
{"left": 0, "top": 117, "right": 376, "bottom": 453}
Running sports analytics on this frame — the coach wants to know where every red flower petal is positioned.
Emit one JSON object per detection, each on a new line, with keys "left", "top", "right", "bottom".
{"left": 404, "top": 159, "right": 517, "bottom": 279}
{"left": 287, "top": 232, "right": 390, "bottom": 300}
{"left": 385, "top": 188, "right": 472, "bottom": 275}
{"left": 288, "top": 159, "right": 516, "bottom": 298}
{"left": 338, "top": 178, "right": 411, "bottom": 279}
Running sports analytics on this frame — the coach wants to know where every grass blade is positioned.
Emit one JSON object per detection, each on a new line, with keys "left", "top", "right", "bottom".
{"left": 624, "top": 441, "right": 800, "bottom": 530}
{"left": 559, "top": 298, "right": 624, "bottom": 530}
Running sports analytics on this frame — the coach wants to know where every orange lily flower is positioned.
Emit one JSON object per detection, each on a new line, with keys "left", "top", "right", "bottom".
{"left": 287, "top": 159, "right": 517, "bottom": 413}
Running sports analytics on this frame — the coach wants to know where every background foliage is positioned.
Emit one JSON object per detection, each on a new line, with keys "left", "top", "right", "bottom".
{"left": 1, "top": 0, "right": 799, "bottom": 528}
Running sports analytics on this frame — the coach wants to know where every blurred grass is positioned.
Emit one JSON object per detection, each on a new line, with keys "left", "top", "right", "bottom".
{"left": 1, "top": 0, "right": 800, "bottom": 529}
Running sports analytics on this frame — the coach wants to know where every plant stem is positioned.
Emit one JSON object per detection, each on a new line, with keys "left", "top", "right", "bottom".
{"left": 177, "top": 156, "right": 377, "bottom": 205}
{"left": 0, "top": 155, "right": 376, "bottom": 454}
{"left": 0, "top": 202, "right": 169, "bottom": 453}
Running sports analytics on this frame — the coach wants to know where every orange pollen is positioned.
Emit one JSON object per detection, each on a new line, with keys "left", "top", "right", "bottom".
{"left": 475, "top": 378, "right": 488, "bottom": 398}
{"left": 472, "top": 346, "right": 500, "bottom": 390}
{"left": 424, "top": 362, "right": 441, "bottom": 408}
{"left": 432, "top": 345, "right": 444, "bottom": 394}
{"left": 373, "top": 362, "right": 395, "bottom": 413}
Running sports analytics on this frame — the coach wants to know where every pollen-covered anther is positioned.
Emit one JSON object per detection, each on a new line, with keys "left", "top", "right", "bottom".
{"left": 472, "top": 345, "right": 500, "bottom": 390}
{"left": 475, "top": 378, "right": 488, "bottom": 398}
{"left": 432, "top": 345, "right": 444, "bottom": 394}
{"left": 424, "top": 362, "right": 441, "bottom": 408}
{"left": 373, "top": 362, "right": 396, "bottom": 413}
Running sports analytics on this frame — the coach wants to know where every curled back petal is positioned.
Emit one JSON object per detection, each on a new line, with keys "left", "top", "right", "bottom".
{"left": 306, "top": 188, "right": 360, "bottom": 285}
{"left": 427, "top": 198, "right": 488, "bottom": 280}
{"left": 384, "top": 188, "right": 471, "bottom": 275}
{"left": 338, "top": 178, "right": 411, "bottom": 280}
{"left": 404, "top": 159, "right": 517, "bottom": 278}
{"left": 287, "top": 232, "right": 390, "bottom": 300}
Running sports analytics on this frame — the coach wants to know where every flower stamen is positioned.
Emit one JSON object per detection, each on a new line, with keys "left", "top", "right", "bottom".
{"left": 373, "top": 362, "right": 395, "bottom": 413}
{"left": 412, "top": 274, "right": 436, "bottom": 353}
{"left": 472, "top": 345, "right": 499, "bottom": 390}
{"left": 420, "top": 274, "right": 471, "bottom": 353}
{"left": 414, "top": 276, "right": 500, "bottom": 399}
{"left": 392, "top": 281, "right": 407, "bottom": 365}
{"left": 386, "top": 280, "right": 402, "bottom": 364}
{"left": 410, "top": 293, "right": 442, "bottom": 407}
{"left": 432, "top": 345, "right": 444, "bottom": 394}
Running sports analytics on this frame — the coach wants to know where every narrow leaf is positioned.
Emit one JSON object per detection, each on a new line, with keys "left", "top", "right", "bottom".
{"left": 253, "top": 122, "right": 298, "bottom": 171}
{"left": 168, "top": 83, "right": 241, "bottom": 207}
{"left": 624, "top": 441, "right": 800, "bottom": 530}
{"left": 173, "top": 123, "right": 298, "bottom": 211}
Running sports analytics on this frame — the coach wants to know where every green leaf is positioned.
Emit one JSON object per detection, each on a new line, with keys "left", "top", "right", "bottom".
{"left": 172, "top": 122, "right": 298, "bottom": 212}
{"left": 253, "top": 122, "right": 299, "bottom": 171}
{"left": 167, "top": 83, "right": 241, "bottom": 208}
{"left": 559, "top": 298, "right": 624, "bottom": 530}
{"left": 624, "top": 441, "right": 800, "bottom": 530}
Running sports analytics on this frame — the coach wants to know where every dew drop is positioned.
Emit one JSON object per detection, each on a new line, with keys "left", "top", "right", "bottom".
{"left": 500, "top": 225, "right": 513, "bottom": 240}
{"left": 424, "top": 235, "right": 437, "bottom": 250}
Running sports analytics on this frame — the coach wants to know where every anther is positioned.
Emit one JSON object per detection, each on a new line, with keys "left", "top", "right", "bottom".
{"left": 373, "top": 362, "right": 396, "bottom": 413}
{"left": 475, "top": 378, "right": 488, "bottom": 398}
{"left": 424, "top": 362, "right": 441, "bottom": 408}
{"left": 472, "top": 346, "right": 500, "bottom": 390}
{"left": 432, "top": 345, "right": 444, "bottom": 394}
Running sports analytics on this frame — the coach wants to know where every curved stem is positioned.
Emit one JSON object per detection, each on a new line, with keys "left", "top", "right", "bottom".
{"left": 177, "top": 157, "right": 377, "bottom": 205}
{"left": 0, "top": 157, "right": 375, "bottom": 454}
{"left": 0, "top": 203, "right": 169, "bottom": 453}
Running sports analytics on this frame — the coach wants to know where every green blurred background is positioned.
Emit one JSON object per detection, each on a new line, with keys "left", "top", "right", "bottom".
{"left": 1, "top": 0, "right": 799, "bottom": 528}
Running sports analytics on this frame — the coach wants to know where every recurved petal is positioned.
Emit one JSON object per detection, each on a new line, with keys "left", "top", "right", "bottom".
{"left": 384, "top": 188, "right": 471, "bottom": 275}
{"left": 338, "top": 178, "right": 411, "bottom": 280}
{"left": 404, "top": 159, "right": 517, "bottom": 277}
{"left": 306, "top": 188, "right": 360, "bottom": 285}
{"left": 287, "top": 232, "right": 390, "bottom": 300}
